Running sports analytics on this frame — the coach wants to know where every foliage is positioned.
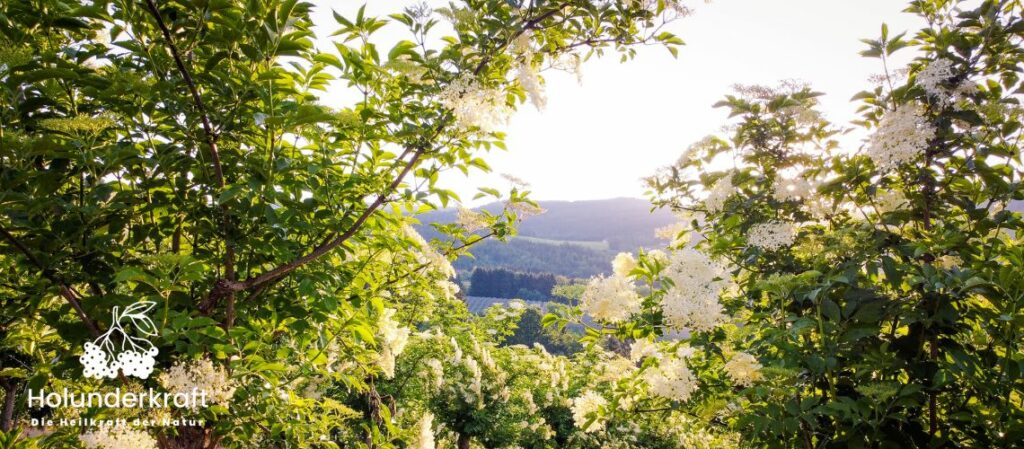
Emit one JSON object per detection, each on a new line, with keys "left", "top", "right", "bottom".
{"left": 467, "top": 267, "right": 557, "bottom": 300}
{"left": 502, "top": 307, "right": 582, "bottom": 356}
{"left": 0, "top": 0, "right": 687, "bottom": 447}
{"left": 549, "top": 1, "right": 1024, "bottom": 448}
{"left": 454, "top": 238, "right": 614, "bottom": 278}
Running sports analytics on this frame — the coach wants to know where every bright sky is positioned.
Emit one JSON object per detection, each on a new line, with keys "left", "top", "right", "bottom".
{"left": 312, "top": 1, "right": 926, "bottom": 204}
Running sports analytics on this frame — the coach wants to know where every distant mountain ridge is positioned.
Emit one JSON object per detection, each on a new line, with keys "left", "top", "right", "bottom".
{"left": 417, "top": 198, "right": 676, "bottom": 279}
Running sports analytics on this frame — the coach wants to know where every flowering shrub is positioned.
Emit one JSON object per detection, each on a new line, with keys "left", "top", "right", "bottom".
{"left": 545, "top": 1, "right": 1024, "bottom": 447}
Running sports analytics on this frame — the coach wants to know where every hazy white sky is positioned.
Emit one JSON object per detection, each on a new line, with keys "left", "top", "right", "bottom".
{"left": 313, "top": 1, "right": 925, "bottom": 203}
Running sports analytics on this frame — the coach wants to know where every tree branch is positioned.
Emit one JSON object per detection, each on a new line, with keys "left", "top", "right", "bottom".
{"left": 142, "top": 0, "right": 225, "bottom": 188}
{"left": 0, "top": 224, "right": 100, "bottom": 338}
{"left": 198, "top": 143, "right": 433, "bottom": 314}
{"left": 143, "top": 0, "right": 238, "bottom": 326}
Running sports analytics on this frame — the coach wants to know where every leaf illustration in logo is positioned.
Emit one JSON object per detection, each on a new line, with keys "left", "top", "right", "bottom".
{"left": 120, "top": 300, "right": 156, "bottom": 317}
{"left": 119, "top": 301, "right": 159, "bottom": 336}
{"left": 129, "top": 315, "right": 158, "bottom": 336}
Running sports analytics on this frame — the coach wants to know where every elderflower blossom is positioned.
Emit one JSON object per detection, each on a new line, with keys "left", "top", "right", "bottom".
{"left": 79, "top": 426, "right": 157, "bottom": 449}
{"left": 377, "top": 308, "right": 411, "bottom": 379}
{"left": 456, "top": 207, "right": 488, "bottom": 232}
{"left": 511, "top": 30, "right": 546, "bottom": 109}
{"left": 661, "top": 249, "right": 730, "bottom": 332}
{"left": 425, "top": 358, "right": 445, "bottom": 387}
{"left": 612, "top": 252, "right": 638, "bottom": 278}
{"left": 517, "top": 63, "right": 547, "bottom": 110}
{"left": 158, "top": 359, "right": 236, "bottom": 408}
{"left": 655, "top": 222, "right": 690, "bottom": 247}
{"left": 646, "top": 249, "right": 670, "bottom": 266}
{"left": 580, "top": 275, "right": 642, "bottom": 322}
{"left": 571, "top": 390, "right": 607, "bottom": 433}
{"left": 464, "top": 356, "right": 484, "bottom": 406}
{"left": 704, "top": 172, "right": 735, "bottom": 214}
{"left": 517, "top": 63, "right": 546, "bottom": 110}
{"left": 773, "top": 174, "right": 815, "bottom": 202}
{"left": 917, "top": 59, "right": 955, "bottom": 98}
{"left": 438, "top": 72, "right": 512, "bottom": 132}
{"left": 866, "top": 104, "right": 935, "bottom": 170}
{"left": 747, "top": 221, "right": 796, "bottom": 251}
{"left": 403, "top": 225, "right": 456, "bottom": 278}
{"left": 411, "top": 412, "right": 436, "bottom": 449}
{"left": 644, "top": 354, "right": 698, "bottom": 402}
{"left": 917, "top": 58, "right": 977, "bottom": 108}
{"left": 630, "top": 338, "right": 660, "bottom": 362}
{"left": 723, "top": 352, "right": 762, "bottom": 387}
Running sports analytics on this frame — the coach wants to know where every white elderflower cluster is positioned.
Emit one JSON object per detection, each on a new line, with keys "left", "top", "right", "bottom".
{"left": 612, "top": 252, "right": 638, "bottom": 278}
{"left": 439, "top": 72, "right": 512, "bottom": 132}
{"left": 456, "top": 207, "right": 488, "bottom": 232}
{"left": 465, "top": 356, "right": 484, "bottom": 406}
{"left": 511, "top": 31, "right": 547, "bottom": 110}
{"left": 646, "top": 249, "right": 670, "bottom": 266}
{"left": 723, "top": 352, "right": 762, "bottom": 387}
{"left": 159, "top": 359, "right": 236, "bottom": 408}
{"left": 580, "top": 275, "right": 642, "bottom": 323}
{"left": 917, "top": 58, "right": 977, "bottom": 107}
{"left": 411, "top": 412, "right": 436, "bottom": 449}
{"left": 631, "top": 341, "right": 699, "bottom": 402}
{"left": 660, "top": 249, "right": 730, "bottom": 332}
{"left": 438, "top": 279, "right": 460, "bottom": 301}
{"left": 570, "top": 390, "right": 608, "bottom": 433}
{"left": 403, "top": 225, "right": 456, "bottom": 279}
{"left": 655, "top": 222, "right": 690, "bottom": 247}
{"left": 79, "top": 425, "right": 157, "bottom": 449}
{"left": 517, "top": 63, "right": 547, "bottom": 111}
{"left": 866, "top": 104, "right": 936, "bottom": 171}
{"left": 772, "top": 173, "right": 816, "bottom": 202}
{"left": 747, "top": 221, "right": 796, "bottom": 251}
{"left": 425, "top": 358, "right": 444, "bottom": 388}
{"left": 630, "top": 338, "right": 660, "bottom": 363}
{"left": 704, "top": 172, "right": 735, "bottom": 214}
{"left": 377, "top": 308, "right": 411, "bottom": 379}
{"left": 644, "top": 354, "right": 698, "bottom": 402}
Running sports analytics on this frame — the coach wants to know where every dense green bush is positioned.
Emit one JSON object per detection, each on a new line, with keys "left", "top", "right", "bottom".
{"left": 0, "top": 0, "right": 685, "bottom": 447}
{"left": 550, "top": 1, "right": 1024, "bottom": 447}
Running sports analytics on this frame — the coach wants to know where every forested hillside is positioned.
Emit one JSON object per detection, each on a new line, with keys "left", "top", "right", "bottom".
{"left": 420, "top": 198, "right": 675, "bottom": 277}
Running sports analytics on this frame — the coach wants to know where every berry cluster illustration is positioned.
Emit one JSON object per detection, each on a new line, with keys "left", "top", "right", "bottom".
{"left": 80, "top": 301, "right": 159, "bottom": 379}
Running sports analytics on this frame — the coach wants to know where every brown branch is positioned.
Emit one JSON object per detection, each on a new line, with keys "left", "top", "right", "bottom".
{"left": 1, "top": 379, "right": 16, "bottom": 432}
{"left": 143, "top": 0, "right": 237, "bottom": 326}
{"left": 198, "top": 144, "right": 433, "bottom": 315}
{"left": 142, "top": 0, "right": 224, "bottom": 188}
{"left": 241, "top": 147, "right": 427, "bottom": 289}
{"left": 0, "top": 224, "right": 100, "bottom": 338}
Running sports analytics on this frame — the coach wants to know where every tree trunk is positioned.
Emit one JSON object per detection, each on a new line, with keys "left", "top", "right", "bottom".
{"left": 1, "top": 380, "right": 16, "bottom": 432}
{"left": 157, "top": 426, "right": 219, "bottom": 449}
{"left": 457, "top": 433, "right": 471, "bottom": 449}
